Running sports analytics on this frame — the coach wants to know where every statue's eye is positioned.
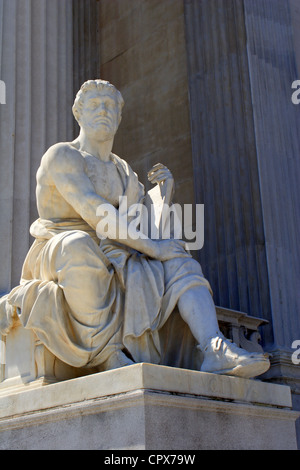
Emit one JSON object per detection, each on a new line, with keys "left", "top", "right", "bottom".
{"left": 106, "top": 100, "right": 115, "bottom": 108}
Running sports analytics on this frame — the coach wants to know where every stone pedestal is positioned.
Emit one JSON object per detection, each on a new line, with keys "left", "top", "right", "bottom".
{"left": 0, "top": 363, "right": 298, "bottom": 450}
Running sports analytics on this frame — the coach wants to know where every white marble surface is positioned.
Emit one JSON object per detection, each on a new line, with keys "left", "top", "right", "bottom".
{"left": 0, "top": 363, "right": 293, "bottom": 417}
{"left": 0, "top": 364, "right": 297, "bottom": 450}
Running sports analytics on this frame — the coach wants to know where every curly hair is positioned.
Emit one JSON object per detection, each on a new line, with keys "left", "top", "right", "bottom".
{"left": 72, "top": 79, "right": 124, "bottom": 124}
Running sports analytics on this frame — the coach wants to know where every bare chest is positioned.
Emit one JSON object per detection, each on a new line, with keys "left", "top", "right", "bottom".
{"left": 84, "top": 154, "right": 124, "bottom": 207}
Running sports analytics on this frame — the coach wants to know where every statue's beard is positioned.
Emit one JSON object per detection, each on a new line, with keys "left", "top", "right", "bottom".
{"left": 86, "top": 122, "right": 118, "bottom": 141}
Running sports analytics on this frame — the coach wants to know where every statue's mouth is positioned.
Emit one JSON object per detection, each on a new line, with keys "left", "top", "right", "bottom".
{"left": 94, "top": 116, "right": 112, "bottom": 125}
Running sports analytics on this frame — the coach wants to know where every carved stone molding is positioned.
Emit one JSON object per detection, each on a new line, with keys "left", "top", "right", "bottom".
{"left": 216, "top": 306, "right": 268, "bottom": 353}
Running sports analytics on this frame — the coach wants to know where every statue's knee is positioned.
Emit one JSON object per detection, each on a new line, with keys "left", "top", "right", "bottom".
{"left": 61, "top": 231, "right": 95, "bottom": 256}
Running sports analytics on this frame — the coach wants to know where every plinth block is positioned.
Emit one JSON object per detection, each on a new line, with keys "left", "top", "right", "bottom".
{"left": 0, "top": 363, "right": 298, "bottom": 450}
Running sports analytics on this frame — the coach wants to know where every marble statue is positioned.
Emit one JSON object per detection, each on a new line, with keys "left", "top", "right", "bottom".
{"left": 0, "top": 79, "right": 270, "bottom": 379}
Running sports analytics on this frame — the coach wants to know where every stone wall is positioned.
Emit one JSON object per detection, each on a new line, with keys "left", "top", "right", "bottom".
{"left": 97, "top": 0, "right": 194, "bottom": 207}
{"left": 72, "top": 0, "right": 101, "bottom": 136}
{"left": 290, "top": 0, "right": 300, "bottom": 74}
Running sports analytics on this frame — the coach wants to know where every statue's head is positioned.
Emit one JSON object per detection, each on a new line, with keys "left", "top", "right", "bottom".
{"left": 72, "top": 79, "right": 124, "bottom": 139}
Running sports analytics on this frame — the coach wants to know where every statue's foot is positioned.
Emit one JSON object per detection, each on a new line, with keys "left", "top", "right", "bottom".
{"left": 200, "top": 334, "right": 270, "bottom": 379}
{"left": 101, "top": 350, "right": 134, "bottom": 371}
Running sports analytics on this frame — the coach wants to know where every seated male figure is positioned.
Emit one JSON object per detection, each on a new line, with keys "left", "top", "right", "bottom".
{"left": 0, "top": 80, "right": 270, "bottom": 378}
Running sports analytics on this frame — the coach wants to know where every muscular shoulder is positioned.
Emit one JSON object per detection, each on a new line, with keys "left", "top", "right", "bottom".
{"left": 41, "top": 142, "right": 84, "bottom": 176}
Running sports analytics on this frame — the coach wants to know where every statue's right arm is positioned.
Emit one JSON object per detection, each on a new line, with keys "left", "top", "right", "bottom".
{"left": 45, "top": 144, "right": 163, "bottom": 258}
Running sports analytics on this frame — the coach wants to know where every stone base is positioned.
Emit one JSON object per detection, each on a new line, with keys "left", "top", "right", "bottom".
{"left": 0, "top": 363, "right": 298, "bottom": 450}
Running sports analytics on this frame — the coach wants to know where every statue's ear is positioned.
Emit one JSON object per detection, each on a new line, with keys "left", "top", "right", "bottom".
{"left": 72, "top": 105, "right": 81, "bottom": 124}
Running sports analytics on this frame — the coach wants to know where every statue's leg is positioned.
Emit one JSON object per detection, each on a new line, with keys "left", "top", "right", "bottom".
{"left": 178, "top": 285, "right": 220, "bottom": 346}
{"left": 177, "top": 278, "right": 270, "bottom": 378}
{"left": 52, "top": 231, "right": 133, "bottom": 370}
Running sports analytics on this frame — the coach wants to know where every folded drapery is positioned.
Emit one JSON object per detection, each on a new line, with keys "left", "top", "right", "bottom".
{"left": 0, "top": 154, "right": 210, "bottom": 370}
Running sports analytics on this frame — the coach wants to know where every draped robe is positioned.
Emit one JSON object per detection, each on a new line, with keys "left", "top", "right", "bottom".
{"left": 0, "top": 154, "right": 211, "bottom": 370}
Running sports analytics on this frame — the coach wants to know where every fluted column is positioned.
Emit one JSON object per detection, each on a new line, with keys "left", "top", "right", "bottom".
{"left": 184, "top": 0, "right": 300, "bottom": 390}
{"left": 0, "top": 0, "right": 74, "bottom": 293}
{"left": 243, "top": 0, "right": 300, "bottom": 351}
{"left": 184, "top": 0, "right": 272, "bottom": 337}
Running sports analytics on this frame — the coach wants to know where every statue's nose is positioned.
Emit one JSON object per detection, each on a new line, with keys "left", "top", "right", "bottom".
{"left": 99, "top": 103, "right": 107, "bottom": 114}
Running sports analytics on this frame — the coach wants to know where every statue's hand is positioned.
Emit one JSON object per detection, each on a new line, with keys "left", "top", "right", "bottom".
{"left": 154, "top": 239, "right": 191, "bottom": 261}
{"left": 147, "top": 163, "right": 174, "bottom": 185}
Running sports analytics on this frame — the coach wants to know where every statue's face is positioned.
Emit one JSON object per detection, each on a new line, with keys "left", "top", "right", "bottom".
{"left": 79, "top": 88, "right": 121, "bottom": 140}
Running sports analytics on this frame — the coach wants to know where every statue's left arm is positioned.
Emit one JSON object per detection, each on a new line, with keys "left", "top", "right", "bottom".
{"left": 147, "top": 163, "right": 175, "bottom": 202}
